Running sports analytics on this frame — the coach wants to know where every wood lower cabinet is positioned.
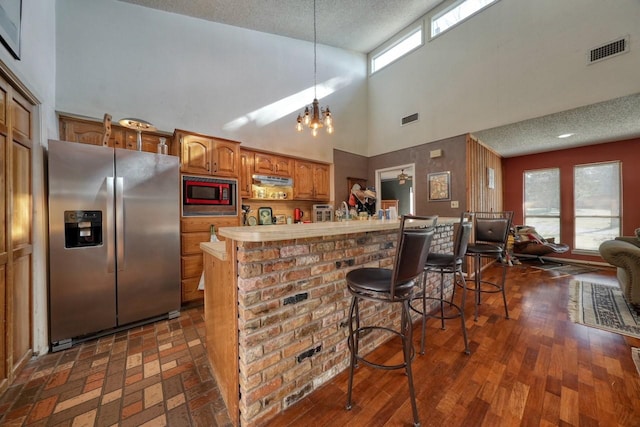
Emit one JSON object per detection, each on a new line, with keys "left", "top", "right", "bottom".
{"left": 0, "top": 73, "right": 34, "bottom": 395}
{"left": 293, "top": 160, "right": 330, "bottom": 201}
{"left": 177, "top": 129, "right": 240, "bottom": 177}
{"left": 180, "top": 216, "right": 239, "bottom": 304}
{"left": 59, "top": 114, "right": 176, "bottom": 155}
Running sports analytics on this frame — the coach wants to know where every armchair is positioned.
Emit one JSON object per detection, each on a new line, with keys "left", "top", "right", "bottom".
{"left": 599, "top": 231, "right": 640, "bottom": 306}
{"left": 512, "top": 225, "right": 569, "bottom": 262}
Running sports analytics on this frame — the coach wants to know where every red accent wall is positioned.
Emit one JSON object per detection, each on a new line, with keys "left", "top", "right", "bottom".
{"left": 503, "top": 137, "right": 640, "bottom": 262}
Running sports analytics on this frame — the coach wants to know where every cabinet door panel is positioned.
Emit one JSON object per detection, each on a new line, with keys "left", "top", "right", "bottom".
{"left": 213, "top": 140, "right": 238, "bottom": 177}
{"left": 182, "top": 255, "right": 203, "bottom": 279}
{"left": 181, "top": 136, "right": 211, "bottom": 174}
{"left": 239, "top": 151, "right": 253, "bottom": 198}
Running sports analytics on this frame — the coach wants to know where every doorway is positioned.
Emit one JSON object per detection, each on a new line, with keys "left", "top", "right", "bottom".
{"left": 375, "top": 164, "right": 415, "bottom": 216}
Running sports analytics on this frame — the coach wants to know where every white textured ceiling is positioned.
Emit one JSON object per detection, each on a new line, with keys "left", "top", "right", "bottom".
{"left": 116, "top": 1, "right": 640, "bottom": 157}
{"left": 473, "top": 93, "right": 640, "bottom": 157}
{"left": 117, "top": 0, "right": 441, "bottom": 53}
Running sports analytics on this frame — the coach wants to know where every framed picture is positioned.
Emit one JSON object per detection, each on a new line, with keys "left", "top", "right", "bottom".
{"left": 428, "top": 171, "right": 450, "bottom": 201}
{"left": 0, "top": 0, "right": 21, "bottom": 59}
{"left": 487, "top": 167, "right": 495, "bottom": 189}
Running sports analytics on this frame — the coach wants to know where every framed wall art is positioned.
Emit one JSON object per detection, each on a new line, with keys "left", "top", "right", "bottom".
{"left": 0, "top": 0, "right": 22, "bottom": 60}
{"left": 428, "top": 171, "right": 451, "bottom": 201}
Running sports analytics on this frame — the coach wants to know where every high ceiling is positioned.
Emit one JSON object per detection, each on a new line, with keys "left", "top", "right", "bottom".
{"left": 117, "top": 0, "right": 441, "bottom": 53}
{"left": 117, "top": 0, "right": 640, "bottom": 157}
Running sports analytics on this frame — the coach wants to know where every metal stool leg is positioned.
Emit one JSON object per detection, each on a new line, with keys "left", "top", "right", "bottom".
{"left": 346, "top": 296, "right": 358, "bottom": 410}
{"left": 420, "top": 272, "right": 427, "bottom": 355}
{"left": 455, "top": 268, "right": 470, "bottom": 355}
{"left": 402, "top": 299, "right": 421, "bottom": 427}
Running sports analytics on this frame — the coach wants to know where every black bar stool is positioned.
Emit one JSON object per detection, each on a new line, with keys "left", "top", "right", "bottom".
{"left": 413, "top": 213, "right": 472, "bottom": 355}
{"left": 462, "top": 211, "right": 513, "bottom": 321}
{"left": 345, "top": 215, "right": 435, "bottom": 427}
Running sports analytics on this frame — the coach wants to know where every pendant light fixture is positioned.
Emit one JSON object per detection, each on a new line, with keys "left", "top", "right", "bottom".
{"left": 296, "top": 0, "right": 334, "bottom": 136}
{"left": 397, "top": 169, "right": 411, "bottom": 185}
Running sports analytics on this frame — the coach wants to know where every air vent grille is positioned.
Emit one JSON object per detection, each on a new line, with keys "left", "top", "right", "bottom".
{"left": 588, "top": 36, "right": 629, "bottom": 64}
{"left": 401, "top": 113, "right": 419, "bottom": 126}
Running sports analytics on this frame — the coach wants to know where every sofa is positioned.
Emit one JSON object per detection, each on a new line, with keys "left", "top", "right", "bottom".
{"left": 599, "top": 231, "right": 640, "bottom": 306}
{"left": 512, "top": 225, "right": 569, "bottom": 262}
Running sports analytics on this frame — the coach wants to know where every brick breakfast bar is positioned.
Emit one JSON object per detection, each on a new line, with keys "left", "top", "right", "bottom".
{"left": 200, "top": 219, "right": 456, "bottom": 426}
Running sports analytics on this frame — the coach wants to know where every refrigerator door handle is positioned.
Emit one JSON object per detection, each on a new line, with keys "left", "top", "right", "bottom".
{"left": 106, "top": 177, "right": 116, "bottom": 273}
{"left": 116, "top": 177, "right": 125, "bottom": 271}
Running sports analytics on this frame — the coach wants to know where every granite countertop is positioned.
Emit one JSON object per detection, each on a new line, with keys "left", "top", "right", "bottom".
{"left": 216, "top": 217, "right": 459, "bottom": 243}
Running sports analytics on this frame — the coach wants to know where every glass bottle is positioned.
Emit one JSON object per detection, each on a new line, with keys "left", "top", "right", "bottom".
{"left": 210, "top": 225, "right": 219, "bottom": 242}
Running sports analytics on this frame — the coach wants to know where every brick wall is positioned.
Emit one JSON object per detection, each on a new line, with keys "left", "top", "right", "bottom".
{"left": 235, "top": 224, "right": 454, "bottom": 425}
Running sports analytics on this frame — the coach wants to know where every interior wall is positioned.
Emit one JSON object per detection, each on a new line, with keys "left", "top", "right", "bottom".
{"left": 503, "top": 137, "right": 640, "bottom": 262}
{"left": 332, "top": 149, "right": 369, "bottom": 207}
{"left": 367, "top": 0, "right": 640, "bottom": 156}
{"left": 55, "top": 0, "right": 369, "bottom": 163}
{"left": 367, "top": 134, "right": 467, "bottom": 218}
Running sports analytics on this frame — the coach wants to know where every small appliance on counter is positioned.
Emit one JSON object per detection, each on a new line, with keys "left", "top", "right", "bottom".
{"left": 313, "top": 204, "right": 334, "bottom": 222}
{"left": 294, "top": 208, "right": 304, "bottom": 223}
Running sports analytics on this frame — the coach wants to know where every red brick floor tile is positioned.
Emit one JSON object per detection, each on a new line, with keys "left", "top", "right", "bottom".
{"left": 0, "top": 306, "right": 232, "bottom": 427}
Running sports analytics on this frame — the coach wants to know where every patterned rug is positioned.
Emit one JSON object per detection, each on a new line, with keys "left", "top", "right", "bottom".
{"left": 568, "top": 280, "right": 640, "bottom": 339}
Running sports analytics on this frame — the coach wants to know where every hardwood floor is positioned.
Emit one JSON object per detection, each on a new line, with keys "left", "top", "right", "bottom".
{"left": 268, "top": 264, "right": 640, "bottom": 427}
{"left": 1, "top": 264, "right": 638, "bottom": 426}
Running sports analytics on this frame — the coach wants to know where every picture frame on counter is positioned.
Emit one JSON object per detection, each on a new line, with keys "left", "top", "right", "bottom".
{"left": 0, "top": 0, "right": 21, "bottom": 60}
{"left": 428, "top": 171, "right": 451, "bottom": 201}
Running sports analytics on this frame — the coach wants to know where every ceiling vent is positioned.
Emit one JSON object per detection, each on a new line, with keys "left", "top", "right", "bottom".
{"left": 401, "top": 113, "right": 419, "bottom": 126}
{"left": 587, "top": 36, "right": 629, "bottom": 64}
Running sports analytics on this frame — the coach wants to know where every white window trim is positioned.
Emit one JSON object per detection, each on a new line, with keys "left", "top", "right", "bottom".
{"left": 369, "top": 21, "right": 424, "bottom": 75}
{"left": 429, "top": 0, "right": 500, "bottom": 40}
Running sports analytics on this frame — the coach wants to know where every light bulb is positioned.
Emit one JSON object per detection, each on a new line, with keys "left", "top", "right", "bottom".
{"left": 312, "top": 127, "right": 318, "bottom": 137}
{"left": 326, "top": 125, "right": 334, "bottom": 134}
{"left": 296, "top": 116, "right": 303, "bottom": 132}
{"left": 303, "top": 107, "right": 311, "bottom": 126}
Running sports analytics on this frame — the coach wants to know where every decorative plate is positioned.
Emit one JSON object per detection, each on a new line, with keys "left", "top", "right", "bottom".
{"left": 247, "top": 216, "right": 257, "bottom": 226}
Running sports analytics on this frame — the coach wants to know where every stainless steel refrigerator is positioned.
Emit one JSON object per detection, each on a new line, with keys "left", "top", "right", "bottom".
{"left": 47, "top": 139, "right": 180, "bottom": 351}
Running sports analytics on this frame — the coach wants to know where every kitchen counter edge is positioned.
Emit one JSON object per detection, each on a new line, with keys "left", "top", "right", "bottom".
{"left": 217, "top": 217, "right": 460, "bottom": 243}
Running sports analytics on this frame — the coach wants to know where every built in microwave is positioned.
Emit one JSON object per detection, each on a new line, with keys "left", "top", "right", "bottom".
{"left": 182, "top": 175, "right": 237, "bottom": 216}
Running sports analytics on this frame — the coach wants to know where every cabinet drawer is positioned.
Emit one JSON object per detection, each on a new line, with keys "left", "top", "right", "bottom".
{"left": 181, "top": 232, "right": 209, "bottom": 255}
{"left": 182, "top": 254, "right": 203, "bottom": 279}
{"left": 182, "top": 277, "right": 203, "bottom": 303}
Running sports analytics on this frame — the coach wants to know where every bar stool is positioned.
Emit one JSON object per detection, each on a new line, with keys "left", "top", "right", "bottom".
{"left": 414, "top": 213, "right": 472, "bottom": 355}
{"left": 345, "top": 215, "right": 435, "bottom": 427}
{"left": 463, "top": 211, "right": 513, "bottom": 321}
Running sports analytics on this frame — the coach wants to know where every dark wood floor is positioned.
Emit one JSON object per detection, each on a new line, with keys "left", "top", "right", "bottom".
{"left": 267, "top": 263, "right": 640, "bottom": 427}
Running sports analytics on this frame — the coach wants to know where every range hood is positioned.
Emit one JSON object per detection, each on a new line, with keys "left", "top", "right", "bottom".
{"left": 252, "top": 174, "right": 293, "bottom": 187}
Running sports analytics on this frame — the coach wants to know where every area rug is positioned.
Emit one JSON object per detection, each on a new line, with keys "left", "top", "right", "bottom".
{"left": 633, "top": 348, "right": 640, "bottom": 376}
{"left": 568, "top": 280, "right": 640, "bottom": 339}
{"left": 549, "top": 264, "right": 600, "bottom": 278}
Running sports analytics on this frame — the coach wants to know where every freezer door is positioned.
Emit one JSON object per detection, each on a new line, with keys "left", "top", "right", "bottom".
{"left": 48, "top": 140, "right": 117, "bottom": 343}
{"left": 115, "top": 148, "right": 180, "bottom": 325}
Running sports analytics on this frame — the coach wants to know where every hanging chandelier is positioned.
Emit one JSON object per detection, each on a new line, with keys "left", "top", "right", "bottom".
{"left": 296, "top": 0, "right": 334, "bottom": 136}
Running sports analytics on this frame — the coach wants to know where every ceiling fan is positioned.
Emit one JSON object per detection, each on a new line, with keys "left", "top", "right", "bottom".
{"left": 397, "top": 169, "right": 412, "bottom": 185}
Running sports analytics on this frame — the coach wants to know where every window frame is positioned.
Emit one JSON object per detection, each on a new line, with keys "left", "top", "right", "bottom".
{"left": 523, "top": 167, "right": 561, "bottom": 243}
{"left": 369, "top": 22, "right": 424, "bottom": 75}
{"left": 429, "top": 0, "right": 500, "bottom": 40}
{"left": 573, "top": 161, "right": 622, "bottom": 253}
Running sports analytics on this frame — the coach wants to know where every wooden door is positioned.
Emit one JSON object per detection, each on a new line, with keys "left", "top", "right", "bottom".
{"left": 0, "top": 73, "right": 34, "bottom": 395}
{"left": 312, "top": 163, "right": 330, "bottom": 200}
{"left": 180, "top": 134, "right": 212, "bottom": 175}
{"left": 239, "top": 151, "right": 253, "bottom": 198}
{"left": 211, "top": 139, "right": 239, "bottom": 177}
{"left": 293, "top": 160, "right": 314, "bottom": 200}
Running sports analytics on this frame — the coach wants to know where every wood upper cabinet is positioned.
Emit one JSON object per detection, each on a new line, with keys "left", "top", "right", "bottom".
{"left": 254, "top": 152, "right": 293, "bottom": 177}
{"left": 177, "top": 129, "right": 240, "bottom": 178}
{"left": 293, "top": 160, "right": 330, "bottom": 201}
{"left": 59, "top": 115, "right": 175, "bottom": 155}
{"left": 239, "top": 150, "right": 254, "bottom": 198}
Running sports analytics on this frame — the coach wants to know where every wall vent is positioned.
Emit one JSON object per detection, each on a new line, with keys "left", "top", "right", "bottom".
{"left": 587, "top": 36, "right": 629, "bottom": 64}
{"left": 401, "top": 113, "right": 419, "bottom": 126}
